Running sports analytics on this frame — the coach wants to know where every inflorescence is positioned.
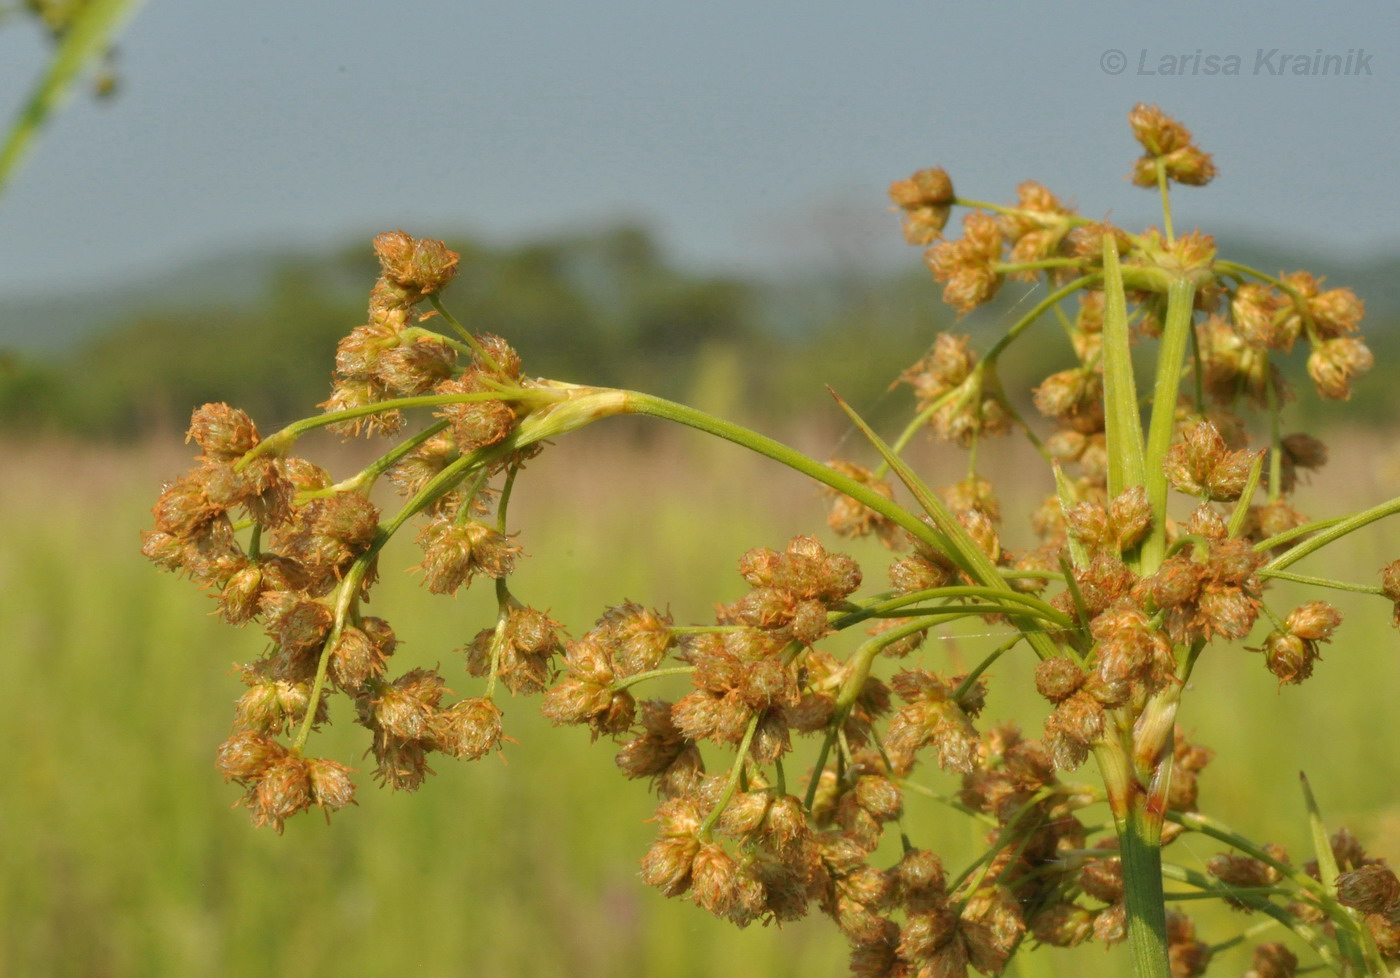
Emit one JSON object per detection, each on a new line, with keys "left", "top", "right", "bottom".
{"left": 145, "top": 106, "right": 1400, "bottom": 978}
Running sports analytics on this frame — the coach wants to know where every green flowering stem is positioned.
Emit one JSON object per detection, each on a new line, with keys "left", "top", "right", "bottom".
{"left": 825, "top": 392, "right": 1065, "bottom": 661}
{"left": 291, "top": 425, "right": 551, "bottom": 751}
{"left": 1162, "top": 885, "right": 1284, "bottom": 902}
{"left": 897, "top": 778, "right": 998, "bottom": 826}
{"left": 835, "top": 585, "right": 1071, "bottom": 629}
{"left": 616, "top": 390, "right": 938, "bottom": 545}
{"left": 950, "top": 784, "right": 1060, "bottom": 896}
{"left": 699, "top": 714, "right": 760, "bottom": 838}
{"left": 478, "top": 464, "right": 524, "bottom": 700}
{"left": 1227, "top": 453, "right": 1266, "bottom": 538}
{"left": 1264, "top": 495, "right": 1400, "bottom": 572}
{"left": 611, "top": 665, "right": 696, "bottom": 693}
{"left": 237, "top": 388, "right": 566, "bottom": 468}
{"left": 951, "top": 198, "right": 1098, "bottom": 231}
{"left": 1253, "top": 515, "right": 1347, "bottom": 553}
{"left": 1258, "top": 569, "right": 1385, "bottom": 595}
{"left": 307, "top": 419, "right": 452, "bottom": 499}
{"left": 292, "top": 547, "right": 376, "bottom": 752}
{"left": 1213, "top": 260, "right": 1301, "bottom": 297}
{"left": 1119, "top": 801, "right": 1172, "bottom": 978}
{"left": 985, "top": 275, "right": 1102, "bottom": 362}
{"left": 401, "top": 326, "right": 476, "bottom": 358}
{"left": 994, "top": 258, "right": 1086, "bottom": 276}
{"left": 1154, "top": 159, "right": 1175, "bottom": 242}
{"left": 1160, "top": 865, "right": 1345, "bottom": 969}
{"left": 426, "top": 294, "right": 477, "bottom": 345}
{"left": 1300, "top": 774, "right": 1387, "bottom": 974}
{"left": 1167, "top": 810, "right": 1333, "bottom": 903}
{"left": 799, "top": 616, "right": 944, "bottom": 813}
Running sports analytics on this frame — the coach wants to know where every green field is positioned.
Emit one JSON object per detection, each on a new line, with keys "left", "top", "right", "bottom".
{"left": 4, "top": 424, "right": 1399, "bottom": 977}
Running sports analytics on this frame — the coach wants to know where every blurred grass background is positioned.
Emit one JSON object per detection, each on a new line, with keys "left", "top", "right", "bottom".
{"left": 3, "top": 414, "right": 1399, "bottom": 977}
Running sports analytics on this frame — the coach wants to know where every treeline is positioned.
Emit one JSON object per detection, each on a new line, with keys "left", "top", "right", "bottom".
{"left": 1, "top": 223, "right": 1396, "bottom": 440}
{"left": 0, "top": 225, "right": 953, "bottom": 439}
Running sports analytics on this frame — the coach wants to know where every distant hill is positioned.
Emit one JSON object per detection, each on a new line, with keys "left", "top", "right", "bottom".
{"left": 2, "top": 224, "right": 1396, "bottom": 439}
{"left": 2, "top": 228, "right": 1397, "bottom": 357}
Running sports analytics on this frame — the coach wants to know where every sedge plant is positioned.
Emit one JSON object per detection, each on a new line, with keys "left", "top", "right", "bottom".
{"left": 144, "top": 105, "right": 1400, "bottom": 978}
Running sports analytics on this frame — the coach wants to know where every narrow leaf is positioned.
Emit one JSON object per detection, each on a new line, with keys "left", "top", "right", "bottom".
{"left": 1100, "top": 234, "right": 1147, "bottom": 498}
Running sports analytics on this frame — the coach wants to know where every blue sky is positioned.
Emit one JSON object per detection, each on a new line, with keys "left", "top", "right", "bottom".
{"left": 2, "top": 0, "right": 1398, "bottom": 303}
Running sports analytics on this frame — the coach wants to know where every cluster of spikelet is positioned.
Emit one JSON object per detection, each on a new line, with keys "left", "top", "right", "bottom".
{"left": 145, "top": 106, "right": 1400, "bottom": 977}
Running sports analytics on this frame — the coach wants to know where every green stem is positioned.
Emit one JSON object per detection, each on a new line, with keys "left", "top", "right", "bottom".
{"left": 1155, "top": 158, "right": 1174, "bottom": 242}
{"left": 292, "top": 551, "right": 375, "bottom": 751}
{"left": 0, "top": 0, "right": 147, "bottom": 198}
{"left": 1258, "top": 569, "right": 1385, "bottom": 595}
{"left": 800, "top": 616, "right": 943, "bottom": 813}
{"left": 611, "top": 665, "right": 696, "bottom": 692}
{"left": 239, "top": 388, "right": 562, "bottom": 466}
{"left": 1120, "top": 803, "right": 1172, "bottom": 978}
{"left": 699, "top": 714, "right": 760, "bottom": 837}
{"left": 984, "top": 275, "right": 1101, "bottom": 362}
{"left": 622, "top": 391, "right": 952, "bottom": 560}
{"left": 1227, "top": 452, "right": 1265, "bottom": 538}
{"left": 1265, "top": 495, "right": 1400, "bottom": 572}
{"left": 1253, "top": 515, "right": 1346, "bottom": 553}
{"left": 307, "top": 419, "right": 451, "bottom": 498}
{"left": 835, "top": 585, "right": 1071, "bottom": 629}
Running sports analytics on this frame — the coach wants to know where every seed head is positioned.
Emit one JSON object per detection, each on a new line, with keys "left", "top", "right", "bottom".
{"left": 1165, "top": 910, "right": 1212, "bottom": 977}
{"left": 1034, "top": 369, "right": 1104, "bottom": 433}
{"left": 960, "top": 886, "right": 1026, "bottom": 975}
{"left": 889, "top": 167, "right": 954, "bottom": 245}
{"left": 250, "top": 754, "right": 314, "bottom": 832}
{"left": 1128, "top": 105, "right": 1216, "bottom": 187}
{"left": 373, "top": 230, "right": 460, "bottom": 297}
{"left": 1308, "top": 337, "right": 1374, "bottom": 400}
{"left": 416, "top": 517, "right": 521, "bottom": 594}
{"left": 925, "top": 211, "right": 1004, "bottom": 314}
{"left": 1034, "top": 658, "right": 1085, "bottom": 704}
{"left": 1031, "top": 904, "right": 1095, "bottom": 947}
{"left": 373, "top": 335, "right": 456, "bottom": 396}
{"left": 1044, "top": 690, "right": 1105, "bottom": 769}
{"left": 824, "top": 460, "right": 902, "bottom": 548}
{"left": 432, "top": 697, "right": 505, "bottom": 760}
{"left": 305, "top": 757, "right": 356, "bottom": 818}
{"left": 218, "top": 564, "right": 265, "bottom": 625}
{"left": 433, "top": 373, "right": 519, "bottom": 450}
{"left": 1381, "top": 560, "right": 1400, "bottom": 612}
{"left": 1128, "top": 103, "right": 1191, "bottom": 156}
{"left": 1336, "top": 864, "right": 1400, "bottom": 914}
{"left": 233, "top": 678, "right": 324, "bottom": 735}
{"left": 372, "top": 668, "right": 447, "bottom": 740}
{"left": 1260, "top": 631, "right": 1317, "bottom": 685}
{"left": 216, "top": 729, "right": 287, "bottom": 782}
{"left": 1231, "top": 283, "right": 1290, "bottom": 350}
{"left": 1246, "top": 943, "right": 1298, "bottom": 978}
{"left": 472, "top": 333, "right": 524, "bottom": 379}
{"left": 328, "top": 624, "right": 390, "bottom": 691}
{"left": 1285, "top": 601, "right": 1341, "bottom": 642}
{"left": 187, "top": 403, "right": 260, "bottom": 460}
{"left": 1207, "top": 852, "right": 1280, "bottom": 889}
